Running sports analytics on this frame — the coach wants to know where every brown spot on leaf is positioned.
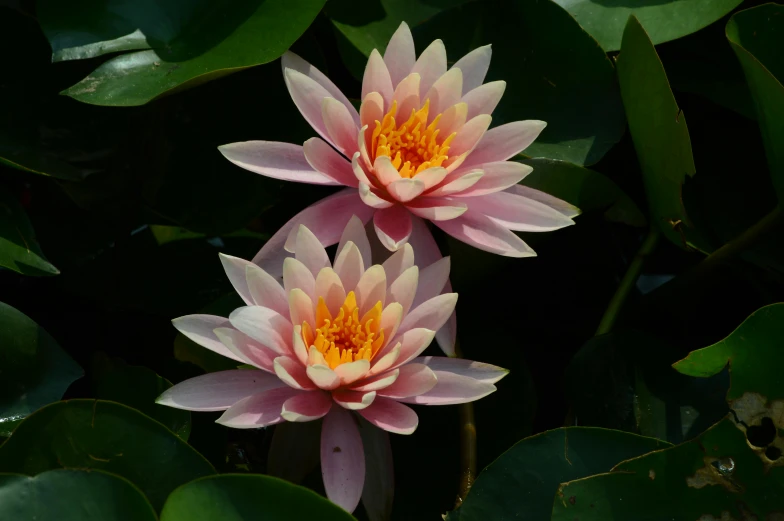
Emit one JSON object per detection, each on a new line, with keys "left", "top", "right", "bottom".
{"left": 730, "top": 393, "right": 784, "bottom": 469}
{"left": 687, "top": 457, "right": 742, "bottom": 493}
{"left": 332, "top": 446, "right": 342, "bottom": 453}
{"left": 569, "top": 496, "right": 576, "bottom": 505}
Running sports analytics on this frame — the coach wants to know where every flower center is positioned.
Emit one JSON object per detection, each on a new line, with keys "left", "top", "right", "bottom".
{"left": 301, "top": 291, "right": 385, "bottom": 369}
{"left": 371, "top": 99, "right": 457, "bottom": 178}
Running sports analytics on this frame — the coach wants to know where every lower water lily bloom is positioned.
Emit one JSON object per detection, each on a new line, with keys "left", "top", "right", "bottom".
{"left": 219, "top": 22, "right": 578, "bottom": 271}
{"left": 157, "top": 217, "right": 507, "bottom": 513}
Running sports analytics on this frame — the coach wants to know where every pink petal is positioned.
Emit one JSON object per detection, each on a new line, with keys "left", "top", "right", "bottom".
{"left": 413, "top": 356, "right": 509, "bottom": 384}
{"left": 218, "top": 141, "right": 340, "bottom": 186}
{"left": 448, "top": 114, "right": 492, "bottom": 157}
{"left": 427, "top": 171, "right": 484, "bottom": 197}
{"left": 218, "top": 253, "right": 255, "bottom": 306}
{"left": 294, "top": 224, "right": 331, "bottom": 276}
{"left": 437, "top": 102, "right": 468, "bottom": 138}
{"left": 323, "top": 97, "right": 360, "bottom": 158}
{"left": 466, "top": 191, "right": 575, "bottom": 231}
{"left": 281, "top": 390, "right": 332, "bottom": 421}
{"left": 360, "top": 183, "right": 394, "bottom": 209}
{"left": 251, "top": 189, "right": 374, "bottom": 279}
{"left": 463, "top": 81, "right": 506, "bottom": 119}
{"left": 436, "top": 306, "right": 457, "bottom": 357}
{"left": 321, "top": 405, "right": 365, "bottom": 513}
{"left": 460, "top": 120, "right": 547, "bottom": 170}
{"left": 424, "top": 68, "right": 463, "bottom": 120}
{"left": 387, "top": 178, "right": 426, "bottom": 202}
{"left": 282, "top": 51, "right": 359, "bottom": 126}
{"left": 412, "top": 256, "right": 450, "bottom": 309}
{"left": 433, "top": 210, "right": 535, "bottom": 257}
{"left": 411, "top": 40, "right": 447, "bottom": 100}
{"left": 414, "top": 167, "right": 449, "bottom": 190}
{"left": 351, "top": 369, "right": 400, "bottom": 392}
{"left": 387, "top": 266, "right": 418, "bottom": 316}
{"left": 406, "top": 197, "right": 469, "bottom": 221}
{"left": 284, "top": 68, "right": 340, "bottom": 149}
{"left": 334, "top": 360, "right": 371, "bottom": 386}
{"left": 358, "top": 417, "right": 394, "bottom": 521}
{"left": 337, "top": 214, "right": 373, "bottom": 268}
{"left": 373, "top": 205, "right": 412, "bottom": 251}
{"left": 307, "top": 364, "right": 341, "bottom": 390}
{"left": 392, "top": 73, "right": 421, "bottom": 115}
{"left": 406, "top": 217, "right": 442, "bottom": 268}
{"left": 378, "top": 363, "right": 437, "bottom": 398}
{"left": 398, "top": 294, "right": 457, "bottom": 339}
{"left": 172, "top": 314, "right": 242, "bottom": 363}
{"left": 380, "top": 302, "right": 403, "bottom": 345}
{"left": 283, "top": 257, "right": 316, "bottom": 299}
{"left": 333, "top": 390, "right": 377, "bottom": 410}
{"left": 216, "top": 386, "right": 301, "bottom": 428}
{"left": 362, "top": 50, "right": 394, "bottom": 108}
{"left": 355, "top": 265, "right": 387, "bottom": 315}
{"left": 360, "top": 92, "right": 385, "bottom": 133}
{"left": 214, "top": 327, "right": 276, "bottom": 372}
{"left": 451, "top": 45, "right": 492, "bottom": 94}
{"left": 357, "top": 127, "right": 373, "bottom": 171}
{"left": 383, "top": 22, "right": 416, "bottom": 87}
{"left": 398, "top": 371, "right": 496, "bottom": 405}
{"left": 303, "top": 138, "right": 358, "bottom": 188}
{"left": 274, "top": 356, "right": 316, "bottom": 390}
{"left": 373, "top": 155, "right": 402, "bottom": 186}
{"left": 370, "top": 343, "right": 401, "bottom": 375}
{"left": 229, "top": 306, "right": 293, "bottom": 355}
{"left": 506, "top": 184, "right": 581, "bottom": 218}
{"left": 388, "top": 328, "right": 436, "bottom": 368}
{"left": 381, "top": 243, "right": 414, "bottom": 283}
{"left": 358, "top": 397, "right": 418, "bottom": 434}
{"left": 315, "top": 267, "right": 347, "bottom": 316}
{"left": 452, "top": 161, "right": 531, "bottom": 197}
{"left": 288, "top": 289, "right": 315, "bottom": 330}
{"left": 244, "top": 264, "right": 289, "bottom": 318}
{"left": 334, "top": 242, "right": 365, "bottom": 295}
{"left": 292, "top": 325, "right": 309, "bottom": 365}
{"left": 157, "top": 370, "right": 285, "bottom": 411}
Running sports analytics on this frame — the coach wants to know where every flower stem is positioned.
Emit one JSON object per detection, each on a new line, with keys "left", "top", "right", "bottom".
{"left": 454, "top": 340, "right": 476, "bottom": 508}
{"left": 595, "top": 227, "right": 660, "bottom": 336}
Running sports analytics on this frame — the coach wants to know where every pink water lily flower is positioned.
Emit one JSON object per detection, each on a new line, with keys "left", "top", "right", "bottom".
{"left": 157, "top": 217, "right": 507, "bottom": 513}
{"left": 219, "top": 22, "right": 578, "bottom": 267}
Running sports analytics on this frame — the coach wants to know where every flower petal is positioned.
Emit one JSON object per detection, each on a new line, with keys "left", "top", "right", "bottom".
{"left": 373, "top": 155, "right": 402, "bottom": 186}
{"left": 424, "top": 68, "right": 463, "bottom": 120}
{"left": 157, "top": 370, "right": 286, "bottom": 411}
{"left": 406, "top": 216, "right": 441, "bottom": 268}
{"left": 463, "top": 81, "right": 506, "bottom": 119}
{"left": 216, "top": 386, "right": 301, "bottom": 428}
{"left": 378, "top": 363, "right": 437, "bottom": 399}
{"left": 214, "top": 327, "right": 276, "bottom": 372}
{"left": 358, "top": 397, "right": 418, "bottom": 434}
{"left": 283, "top": 257, "right": 316, "bottom": 299}
{"left": 452, "top": 161, "right": 532, "bottom": 197}
{"left": 334, "top": 242, "right": 365, "bottom": 295}
{"left": 448, "top": 114, "right": 492, "bottom": 158}
{"left": 281, "top": 390, "right": 332, "bottom": 422}
{"left": 307, "top": 364, "right": 341, "bottom": 390}
{"left": 392, "top": 73, "right": 421, "bottom": 116}
{"left": 436, "top": 307, "right": 457, "bottom": 357}
{"left": 355, "top": 265, "right": 387, "bottom": 314}
{"left": 282, "top": 51, "right": 359, "bottom": 126}
{"left": 387, "top": 178, "right": 426, "bottom": 202}
{"left": 337, "top": 214, "right": 373, "bottom": 268}
{"left": 321, "top": 405, "right": 365, "bottom": 513}
{"left": 387, "top": 266, "right": 418, "bottom": 316}
{"left": 229, "top": 306, "right": 293, "bottom": 355}
{"left": 411, "top": 39, "right": 447, "bottom": 100}
{"left": 351, "top": 369, "right": 400, "bottom": 392}
{"left": 333, "top": 390, "right": 377, "bottom": 410}
{"left": 370, "top": 342, "right": 401, "bottom": 375}
{"left": 360, "top": 91, "right": 385, "bottom": 131}
{"left": 437, "top": 102, "right": 468, "bottom": 138}
{"left": 398, "top": 293, "right": 456, "bottom": 340}
{"left": 245, "top": 264, "right": 289, "bottom": 317}
{"left": 427, "top": 170, "right": 484, "bottom": 197}
{"left": 218, "top": 141, "right": 339, "bottom": 186}
{"left": 334, "top": 359, "right": 371, "bottom": 386}
{"left": 323, "top": 97, "right": 360, "bottom": 158}
{"left": 433, "top": 210, "right": 535, "bottom": 257}
{"left": 388, "top": 328, "right": 436, "bottom": 368}
{"left": 460, "top": 120, "right": 547, "bottom": 170}
{"left": 288, "top": 288, "right": 315, "bottom": 330}
{"left": 414, "top": 166, "right": 449, "bottom": 190}
{"left": 398, "top": 371, "right": 496, "bottom": 405}
{"left": 406, "top": 197, "right": 469, "bottom": 221}
{"left": 362, "top": 49, "right": 394, "bottom": 108}
{"left": 466, "top": 191, "right": 575, "bottom": 231}
{"left": 412, "top": 256, "right": 450, "bottom": 309}
{"left": 506, "top": 184, "right": 581, "bottom": 218}
{"left": 373, "top": 205, "right": 412, "bottom": 251}
{"left": 451, "top": 44, "right": 492, "bottom": 94}
{"left": 172, "top": 314, "right": 242, "bottom": 363}
{"left": 383, "top": 22, "right": 416, "bottom": 86}
{"left": 379, "top": 302, "right": 403, "bottom": 348}
{"left": 358, "top": 417, "right": 394, "bottom": 521}
{"left": 295, "top": 224, "right": 331, "bottom": 276}
{"left": 413, "top": 356, "right": 509, "bottom": 384}
{"left": 274, "top": 356, "right": 317, "bottom": 390}
{"left": 360, "top": 182, "right": 394, "bottom": 209}
{"left": 218, "top": 253, "right": 255, "bottom": 306}
{"left": 292, "top": 325, "right": 309, "bottom": 364}
{"left": 303, "top": 138, "right": 359, "bottom": 188}
{"left": 381, "top": 243, "right": 414, "bottom": 283}
{"left": 315, "top": 267, "right": 347, "bottom": 316}
{"left": 284, "top": 68, "right": 340, "bottom": 149}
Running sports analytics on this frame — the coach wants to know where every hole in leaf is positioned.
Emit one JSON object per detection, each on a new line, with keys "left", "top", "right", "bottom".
{"left": 765, "top": 446, "right": 782, "bottom": 461}
{"left": 746, "top": 417, "right": 776, "bottom": 447}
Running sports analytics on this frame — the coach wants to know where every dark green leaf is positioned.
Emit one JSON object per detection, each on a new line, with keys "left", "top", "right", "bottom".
{"left": 0, "top": 302, "right": 82, "bottom": 436}
{"left": 0, "top": 189, "right": 59, "bottom": 276}
{"left": 616, "top": 16, "right": 706, "bottom": 250}
{"left": 0, "top": 469, "right": 157, "bottom": 521}
{"left": 159, "top": 474, "right": 357, "bottom": 521}
{"left": 520, "top": 159, "right": 646, "bottom": 227}
{"left": 93, "top": 353, "right": 191, "bottom": 440}
{"left": 552, "top": 418, "right": 784, "bottom": 520}
{"left": 0, "top": 399, "right": 216, "bottom": 511}
{"left": 726, "top": 4, "right": 784, "bottom": 201}
{"left": 45, "top": 0, "right": 327, "bottom": 106}
{"left": 449, "top": 427, "right": 669, "bottom": 520}
{"left": 553, "top": 0, "right": 743, "bottom": 52}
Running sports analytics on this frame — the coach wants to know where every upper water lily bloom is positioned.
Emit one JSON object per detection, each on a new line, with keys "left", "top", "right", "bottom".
{"left": 157, "top": 217, "right": 507, "bottom": 513}
{"left": 219, "top": 22, "right": 578, "bottom": 269}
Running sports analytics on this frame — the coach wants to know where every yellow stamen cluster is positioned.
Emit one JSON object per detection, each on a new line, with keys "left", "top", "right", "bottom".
{"left": 371, "top": 99, "right": 456, "bottom": 178}
{"left": 301, "top": 291, "right": 385, "bottom": 369}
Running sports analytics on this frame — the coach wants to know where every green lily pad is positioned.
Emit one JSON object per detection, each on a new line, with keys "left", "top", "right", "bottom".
{"left": 0, "top": 399, "right": 216, "bottom": 511}
{"left": 726, "top": 4, "right": 784, "bottom": 201}
{"left": 551, "top": 418, "right": 784, "bottom": 520}
{"left": 45, "top": 0, "right": 327, "bottom": 106}
{"left": 448, "top": 427, "right": 669, "bottom": 520}
{"left": 0, "top": 189, "right": 59, "bottom": 276}
{"left": 159, "top": 474, "right": 357, "bottom": 521}
{"left": 553, "top": 0, "right": 743, "bottom": 52}
{"left": 616, "top": 16, "right": 705, "bottom": 250}
{"left": 0, "top": 302, "right": 82, "bottom": 436}
{"left": 93, "top": 353, "right": 191, "bottom": 440}
{"left": 520, "top": 159, "right": 646, "bottom": 227}
{"left": 0, "top": 469, "right": 157, "bottom": 521}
